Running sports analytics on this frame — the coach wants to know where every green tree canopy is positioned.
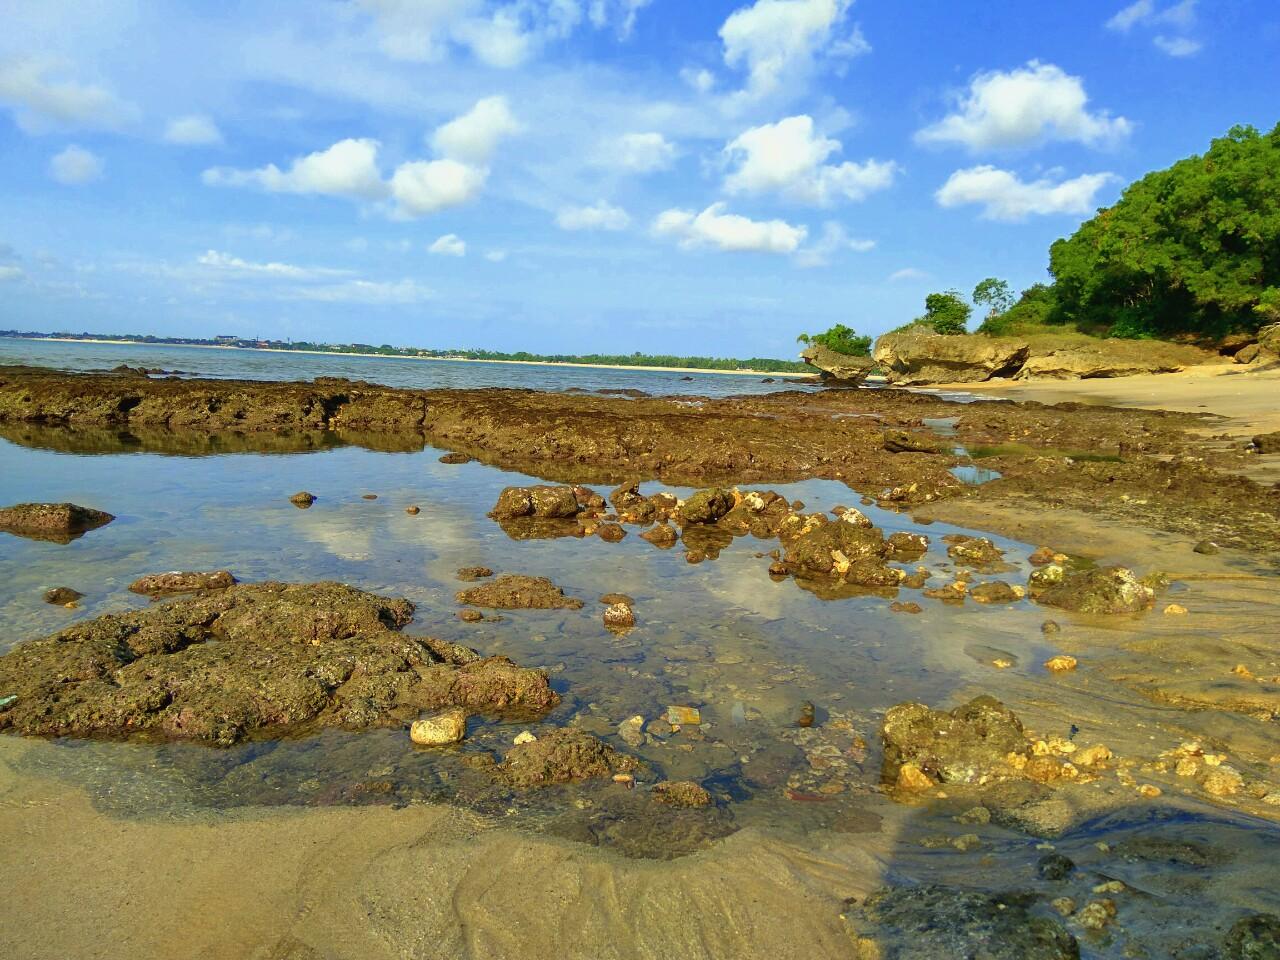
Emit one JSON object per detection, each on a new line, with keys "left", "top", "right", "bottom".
{"left": 972, "top": 278, "right": 1014, "bottom": 318}
{"left": 797, "top": 323, "right": 872, "bottom": 356}
{"left": 1049, "top": 122, "right": 1280, "bottom": 338}
{"left": 917, "top": 290, "right": 971, "bottom": 335}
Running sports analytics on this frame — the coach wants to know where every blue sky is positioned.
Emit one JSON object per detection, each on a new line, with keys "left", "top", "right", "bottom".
{"left": 1, "top": 0, "right": 1277, "bottom": 358}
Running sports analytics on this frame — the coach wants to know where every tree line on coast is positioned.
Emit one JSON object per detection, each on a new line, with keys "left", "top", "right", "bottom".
{"left": 801, "top": 121, "right": 1280, "bottom": 356}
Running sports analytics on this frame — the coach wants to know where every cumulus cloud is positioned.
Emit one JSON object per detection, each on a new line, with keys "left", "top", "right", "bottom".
{"left": 680, "top": 67, "right": 716, "bottom": 93}
{"left": 719, "top": 0, "right": 865, "bottom": 101}
{"left": 0, "top": 265, "right": 23, "bottom": 282}
{"left": 203, "top": 138, "right": 387, "bottom": 199}
{"left": 588, "top": 0, "right": 654, "bottom": 37}
{"left": 652, "top": 202, "right": 807, "bottom": 254}
{"left": 557, "top": 201, "right": 631, "bottom": 231}
{"left": 164, "top": 114, "right": 223, "bottom": 146}
{"left": 431, "top": 95, "right": 522, "bottom": 163}
{"left": 485, "top": 249, "right": 508, "bottom": 262}
{"left": 196, "top": 250, "right": 351, "bottom": 280}
{"left": 916, "top": 61, "right": 1131, "bottom": 151}
{"left": 288, "top": 278, "right": 434, "bottom": 304}
{"left": 0, "top": 56, "right": 138, "bottom": 133}
{"left": 49, "top": 145, "right": 103, "bottom": 185}
{"left": 429, "top": 233, "right": 467, "bottom": 256}
{"left": 596, "top": 132, "right": 676, "bottom": 173}
{"left": 888, "top": 267, "right": 928, "bottom": 282}
{"left": 794, "top": 221, "right": 874, "bottom": 268}
{"left": 390, "top": 159, "right": 486, "bottom": 217}
{"left": 935, "top": 165, "right": 1116, "bottom": 221}
{"left": 1107, "top": 0, "right": 1202, "bottom": 56}
{"left": 724, "top": 115, "right": 896, "bottom": 205}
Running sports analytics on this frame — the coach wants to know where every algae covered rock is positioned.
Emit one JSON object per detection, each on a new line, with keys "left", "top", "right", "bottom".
{"left": 128, "top": 570, "right": 237, "bottom": 597}
{"left": 777, "top": 513, "right": 903, "bottom": 586}
{"left": 881, "top": 695, "right": 1029, "bottom": 785}
{"left": 677, "top": 488, "right": 735, "bottom": 525}
{"left": 497, "top": 728, "right": 639, "bottom": 787}
{"left": 1031, "top": 565, "right": 1156, "bottom": 614}
{"left": 0, "top": 502, "right": 114, "bottom": 542}
{"left": 842, "top": 884, "right": 1079, "bottom": 960}
{"left": 455, "top": 574, "right": 585, "bottom": 610}
{"left": 489, "top": 485, "right": 582, "bottom": 520}
{"left": 0, "top": 581, "right": 558, "bottom": 745}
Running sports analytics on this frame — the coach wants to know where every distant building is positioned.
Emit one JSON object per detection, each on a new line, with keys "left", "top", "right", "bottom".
{"left": 214, "top": 335, "right": 239, "bottom": 344}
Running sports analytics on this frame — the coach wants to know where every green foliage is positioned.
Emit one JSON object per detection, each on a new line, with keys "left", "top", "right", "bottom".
{"left": 796, "top": 323, "right": 872, "bottom": 356}
{"left": 1049, "top": 122, "right": 1280, "bottom": 338}
{"left": 917, "top": 290, "right": 971, "bottom": 335}
{"left": 977, "top": 283, "right": 1060, "bottom": 336}
{"left": 972, "top": 278, "right": 1014, "bottom": 318}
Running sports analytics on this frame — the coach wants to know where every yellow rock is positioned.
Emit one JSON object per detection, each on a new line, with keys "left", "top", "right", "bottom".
{"left": 1175, "top": 758, "right": 1200, "bottom": 777}
{"left": 665, "top": 705, "right": 701, "bottom": 726}
{"left": 1138, "top": 784, "right": 1162, "bottom": 798}
{"left": 1201, "top": 767, "right": 1244, "bottom": 796}
{"left": 1044, "top": 655, "right": 1078, "bottom": 673}
{"left": 896, "top": 763, "right": 934, "bottom": 792}
{"left": 1163, "top": 603, "right": 1189, "bottom": 615}
{"left": 1075, "top": 745, "right": 1113, "bottom": 767}
{"left": 409, "top": 708, "right": 467, "bottom": 746}
{"left": 991, "top": 658, "right": 1014, "bottom": 669}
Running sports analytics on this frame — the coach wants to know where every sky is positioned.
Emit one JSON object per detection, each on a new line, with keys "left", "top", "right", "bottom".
{"left": 1, "top": 0, "right": 1277, "bottom": 358}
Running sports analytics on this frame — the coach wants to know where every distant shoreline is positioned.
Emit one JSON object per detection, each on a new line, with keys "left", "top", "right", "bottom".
{"left": 6, "top": 337, "right": 817, "bottom": 379}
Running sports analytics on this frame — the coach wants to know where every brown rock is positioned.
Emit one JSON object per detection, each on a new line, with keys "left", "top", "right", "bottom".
{"left": 0, "top": 502, "right": 115, "bottom": 542}
{"left": 128, "top": 570, "right": 237, "bottom": 597}
{"left": 43, "top": 586, "right": 84, "bottom": 605}
{"left": 652, "top": 780, "right": 713, "bottom": 807}
{"left": 603, "top": 602, "right": 635, "bottom": 630}
{"left": 438, "top": 452, "right": 472, "bottom": 464}
{"left": 289, "top": 491, "right": 316, "bottom": 507}
{"left": 497, "top": 728, "right": 638, "bottom": 787}
{"left": 456, "top": 574, "right": 584, "bottom": 609}
{"left": 639, "top": 523, "right": 678, "bottom": 548}
{"left": 456, "top": 566, "right": 494, "bottom": 581}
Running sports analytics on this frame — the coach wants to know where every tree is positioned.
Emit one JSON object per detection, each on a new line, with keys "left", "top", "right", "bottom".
{"left": 918, "top": 290, "right": 971, "bottom": 335}
{"left": 972, "top": 278, "right": 1014, "bottom": 319}
{"left": 796, "top": 323, "right": 872, "bottom": 356}
{"left": 978, "top": 283, "right": 1059, "bottom": 336}
{"left": 1049, "top": 122, "right": 1280, "bottom": 338}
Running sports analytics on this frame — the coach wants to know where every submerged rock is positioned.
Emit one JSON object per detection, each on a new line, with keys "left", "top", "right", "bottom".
{"left": 1223, "top": 913, "right": 1280, "bottom": 960}
{"left": 128, "top": 570, "right": 237, "bottom": 597}
{"left": 970, "top": 581, "right": 1023, "bottom": 604}
{"left": 841, "top": 884, "right": 1079, "bottom": 960}
{"left": 438, "top": 452, "right": 472, "bottom": 464}
{"left": 43, "top": 586, "right": 83, "bottom": 605}
{"left": 455, "top": 574, "right": 585, "bottom": 610}
{"left": 489, "top": 485, "right": 581, "bottom": 521}
{"left": 456, "top": 566, "right": 494, "bottom": 581}
{"left": 881, "top": 695, "right": 1029, "bottom": 785}
{"left": 0, "top": 581, "right": 558, "bottom": 745}
{"left": 497, "top": 728, "right": 638, "bottom": 787}
{"left": 777, "top": 513, "right": 903, "bottom": 587}
{"left": 652, "top": 780, "right": 713, "bottom": 807}
{"left": 1031, "top": 565, "right": 1156, "bottom": 614}
{"left": 637, "top": 523, "right": 677, "bottom": 548}
{"left": 946, "top": 536, "right": 1005, "bottom": 566}
{"left": 288, "top": 491, "right": 316, "bottom": 508}
{"left": 0, "top": 502, "right": 114, "bottom": 542}
{"left": 603, "top": 602, "right": 635, "bottom": 631}
{"left": 1254, "top": 432, "right": 1280, "bottom": 454}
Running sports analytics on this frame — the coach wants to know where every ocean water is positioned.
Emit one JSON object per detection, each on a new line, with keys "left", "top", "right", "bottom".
{"left": 0, "top": 338, "right": 818, "bottom": 398}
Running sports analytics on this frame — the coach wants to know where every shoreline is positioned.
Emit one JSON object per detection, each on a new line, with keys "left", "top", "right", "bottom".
{"left": 5, "top": 337, "right": 818, "bottom": 379}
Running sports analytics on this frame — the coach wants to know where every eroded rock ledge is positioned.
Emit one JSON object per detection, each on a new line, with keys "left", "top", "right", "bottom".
{"left": 0, "top": 581, "right": 558, "bottom": 745}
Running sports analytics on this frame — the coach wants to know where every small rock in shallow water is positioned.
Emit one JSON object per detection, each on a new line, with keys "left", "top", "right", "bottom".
{"left": 1039, "top": 853, "right": 1076, "bottom": 881}
{"left": 0, "top": 502, "right": 115, "bottom": 541}
{"left": 438, "top": 452, "right": 472, "bottom": 464}
{"left": 456, "top": 566, "right": 493, "bottom": 581}
{"left": 896, "top": 763, "right": 935, "bottom": 792}
{"left": 289, "top": 491, "right": 316, "bottom": 508}
{"left": 410, "top": 708, "right": 468, "bottom": 745}
{"left": 1041, "top": 620, "right": 1061, "bottom": 634}
{"left": 666, "top": 705, "right": 701, "bottom": 726}
{"left": 361, "top": 493, "right": 378, "bottom": 500}
{"left": 796, "top": 700, "right": 816, "bottom": 728}
{"left": 639, "top": 523, "right": 678, "bottom": 548}
{"left": 1044, "top": 655, "right": 1078, "bottom": 673}
{"left": 603, "top": 602, "right": 636, "bottom": 630}
{"left": 457, "top": 609, "right": 483, "bottom": 622}
{"left": 652, "top": 780, "right": 713, "bottom": 807}
{"left": 1076, "top": 899, "right": 1116, "bottom": 930}
{"left": 890, "top": 601, "right": 923, "bottom": 614}
{"left": 1193, "top": 539, "right": 1220, "bottom": 555}
{"left": 43, "top": 586, "right": 83, "bottom": 605}
{"left": 405, "top": 505, "right": 420, "bottom": 515}
{"left": 1223, "top": 914, "right": 1280, "bottom": 960}
{"left": 617, "top": 715, "right": 645, "bottom": 747}
{"left": 128, "top": 570, "right": 236, "bottom": 597}
{"left": 1163, "top": 603, "right": 1188, "bottom": 615}
{"left": 513, "top": 730, "right": 537, "bottom": 745}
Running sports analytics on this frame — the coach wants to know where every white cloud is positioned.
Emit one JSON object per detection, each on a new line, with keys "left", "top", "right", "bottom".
{"left": 589, "top": 0, "right": 654, "bottom": 37}
{"left": 164, "top": 114, "right": 223, "bottom": 146}
{"left": 359, "top": 0, "right": 609, "bottom": 68}
{"left": 1107, "top": 1, "right": 1202, "bottom": 56}
{"left": 680, "top": 67, "right": 716, "bottom": 93}
{"left": 288, "top": 278, "right": 433, "bottom": 304}
{"left": 888, "top": 267, "right": 928, "bottom": 282}
{"left": 724, "top": 115, "right": 896, "bottom": 206}
{"left": 203, "top": 138, "right": 387, "bottom": 199}
{"left": 431, "top": 95, "right": 522, "bottom": 163}
{"left": 794, "top": 221, "right": 874, "bottom": 268}
{"left": 0, "top": 265, "right": 23, "bottom": 282}
{"left": 485, "top": 249, "right": 508, "bottom": 262}
{"left": 596, "top": 132, "right": 676, "bottom": 173}
{"left": 0, "top": 56, "right": 137, "bottom": 133}
{"left": 389, "top": 159, "right": 486, "bottom": 217}
{"left": 719, "top": 0, "right": 863, "bottom": 101}
{"left": 196, "top": 250, "right": 351, "bottom": 280}
{"left": 557, "top": 200, "right": 631, "bottom": 231}
{"left": 1152, "top": 34, "right": 1202, "bottom": 56}
{"left": 49, "top": 145, "right": 103, "bottom": 185}
{"left": 916, "top": 61, "right": 1131, "bottom": 151}
{"left": 935, "top": 165, "right": 1116, "bottom": 221}
{"left": 429, "top": 233, "right": 467, "bottom": 256}
{"left": 652, "top": 202, "right": 807, "bottom": 254}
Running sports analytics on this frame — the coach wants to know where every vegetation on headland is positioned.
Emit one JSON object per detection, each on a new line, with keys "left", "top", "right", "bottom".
{"left": 0, "top": 329, "right": 810, "bottom": 374}
{"left": 796, "top": 324, "right": 872, "bottom": 356}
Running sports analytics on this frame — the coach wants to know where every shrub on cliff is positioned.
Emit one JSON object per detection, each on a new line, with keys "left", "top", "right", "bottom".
{"left": 797, "top": 323, "right": 872, "bottom": 356}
